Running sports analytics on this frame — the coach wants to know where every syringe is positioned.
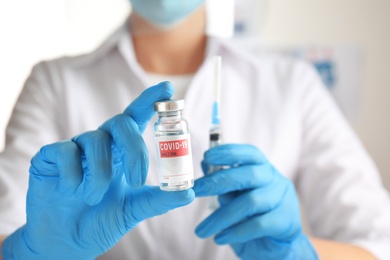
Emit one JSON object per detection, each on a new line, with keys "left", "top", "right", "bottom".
{"left": 208, "top": 56, "right": 222, "bottom": 210}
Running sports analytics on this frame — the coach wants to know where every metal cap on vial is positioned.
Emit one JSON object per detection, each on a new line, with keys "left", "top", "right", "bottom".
{"left": 154, "top": 99, "right": 185, "bottom": 112}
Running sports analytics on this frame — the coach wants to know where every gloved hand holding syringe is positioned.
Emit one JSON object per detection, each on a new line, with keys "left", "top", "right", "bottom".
{"left": 208, "top": 56, "right": 223, "bottom": 209}
{"left": 195, "top": 56, "right": 318, "bottom": 259}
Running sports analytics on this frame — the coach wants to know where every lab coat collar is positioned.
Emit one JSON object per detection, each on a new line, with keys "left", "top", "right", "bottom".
{"left": 117, "top": 22, "right": 149, "bottom": 88}
{"left": 87, "top": 20, "right": 259, "bottom": 84}
{"left": 116, "top": 21, "right": 223, "bottom": 88}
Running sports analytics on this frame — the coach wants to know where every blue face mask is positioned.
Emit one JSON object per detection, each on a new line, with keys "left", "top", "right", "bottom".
{"left": 130, "top": 0, "right": 205, "bottom": 28}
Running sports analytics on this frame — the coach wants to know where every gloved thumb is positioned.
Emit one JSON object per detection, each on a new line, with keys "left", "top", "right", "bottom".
{"left": 124, "top": 81, "right": 174, "bottom": 133}
{"left": 124, "top": 186, "right": 195, "bottom": 228}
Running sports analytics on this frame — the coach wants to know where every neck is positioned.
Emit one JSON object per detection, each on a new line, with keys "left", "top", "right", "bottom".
{"left": 130, "top": 7, "right": 207, "bottom": 75}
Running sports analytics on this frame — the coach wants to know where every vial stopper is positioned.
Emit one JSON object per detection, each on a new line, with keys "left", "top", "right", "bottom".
{"left": 154, "top": 99, "right": 185, "bottom": 112}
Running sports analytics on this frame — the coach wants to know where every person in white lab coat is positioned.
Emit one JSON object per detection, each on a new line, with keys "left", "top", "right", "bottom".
{"left": 1, "top": 1, "right": 390, "bottom": 259}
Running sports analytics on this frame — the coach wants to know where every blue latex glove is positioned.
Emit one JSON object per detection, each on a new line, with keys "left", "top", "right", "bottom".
{"left": 2, "top": 82, "right": 195, "bottom": 259}
{"left": 193, "top": 144, "right": 318, "bottom": 260}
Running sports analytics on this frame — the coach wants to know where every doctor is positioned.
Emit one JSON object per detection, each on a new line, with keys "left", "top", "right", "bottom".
{"left": 1, "top": 0, "right": 390, "bottom": 259}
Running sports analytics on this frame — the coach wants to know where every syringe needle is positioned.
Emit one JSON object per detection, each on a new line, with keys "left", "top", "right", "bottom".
{"left": 208, "top": 56, "right": 223, "bottom": 210}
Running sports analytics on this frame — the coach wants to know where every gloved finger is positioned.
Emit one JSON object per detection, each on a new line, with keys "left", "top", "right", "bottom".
{"left": 30, "top": 141, "right": 83, "bottom": 196}
{"left": 195, "top": 179, "right": 288, "bottom": 239}
{"left": 100, "top": 114, "right": 148, "bottom": 188}
{"left": 218, "top": 190, "right": 242, "bottom": 206}
{"left": 124, "top": 81, "right": 174, "bottom": 133}
{"left": 214, "top": 198, "right": 301, "bottom": 245}
{"left": 124, "top": 186, "right": 195, "bottom": 229}
{"left": 72, "top": 130, "right": 112, "bottom": 206}
{"left": 201, "top": 159, "right": 207, "bottom": 175}
{"left": 203, "top": 144, "right": 268, "bottom": 167}
{"left": 193, "top": 164, "right": 276, "bottom": 197}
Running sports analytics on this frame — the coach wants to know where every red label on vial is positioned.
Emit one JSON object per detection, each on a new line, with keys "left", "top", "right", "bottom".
{"left": 159, "top": 139, "right": 189, "bottom": 158}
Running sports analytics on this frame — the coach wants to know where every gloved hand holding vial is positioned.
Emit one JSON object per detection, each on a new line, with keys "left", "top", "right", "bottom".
{"left": 2, "top": 82, "right": 195, "bottom": 259}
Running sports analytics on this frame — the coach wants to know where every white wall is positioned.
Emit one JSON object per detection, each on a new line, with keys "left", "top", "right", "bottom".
{"left": 0, "top": 0, "right": 130, "bottom": 149}
{"left": 262, "top": 0, "right": 390, "bottom": 191}
{"left": 1, "top": 0, "right": 389, "bottom": 192}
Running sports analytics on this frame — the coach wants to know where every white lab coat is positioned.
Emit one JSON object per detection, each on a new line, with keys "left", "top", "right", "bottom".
{"left": 1, "top": 24, "right": 390, "bottom": 259}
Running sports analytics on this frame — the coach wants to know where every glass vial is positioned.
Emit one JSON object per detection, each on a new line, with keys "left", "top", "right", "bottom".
{"left": 154, "top": 99, "right": 194, "bottom": 191}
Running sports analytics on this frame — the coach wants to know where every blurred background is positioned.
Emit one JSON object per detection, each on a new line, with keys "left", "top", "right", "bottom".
{"left": 0, "top": 0, "right": 389, "bottom": 192}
